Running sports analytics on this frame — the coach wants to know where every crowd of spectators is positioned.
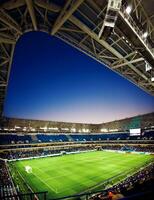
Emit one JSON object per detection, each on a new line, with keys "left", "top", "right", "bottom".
{"left": 101, "top": 145, "right": 154, "bottom": 152}
{"left": 89, "top": 163, "right": 154, "bottom": 200}
{"left": 0, "top": 145, "right": 96, "bottom": 160}
{"left": 0, "top": 131, "right": 154, "bottom": 145}
{"left": 0, "top": 160, "right": 17, "bottom": 199}
{"left": 0, "top": 144, "right": 153, "bottom": 160}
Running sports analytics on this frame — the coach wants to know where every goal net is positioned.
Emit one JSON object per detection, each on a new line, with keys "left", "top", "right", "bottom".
{"left": 25, "top": 166, "right": 32, "bottom": 173}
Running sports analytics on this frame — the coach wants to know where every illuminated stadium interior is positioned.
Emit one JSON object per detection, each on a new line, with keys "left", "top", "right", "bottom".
{"left": 0, "top": 0, "right": 154, "bottom": 200}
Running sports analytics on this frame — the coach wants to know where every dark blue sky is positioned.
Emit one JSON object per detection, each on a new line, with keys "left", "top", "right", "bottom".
{"left": 4, "top": 32, "right": 154, "bottom": 123}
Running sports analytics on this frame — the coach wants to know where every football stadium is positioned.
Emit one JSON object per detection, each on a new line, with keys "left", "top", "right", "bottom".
{"left": 0, "top": 0, "right": 154, "bottom": 200}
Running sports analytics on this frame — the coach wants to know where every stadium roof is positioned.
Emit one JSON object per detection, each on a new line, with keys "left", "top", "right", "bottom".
{"left": 1, "top": 112, "right": 154, "bottom": 132}
{"left": 0, "top": 0, "right": 154, "bottom": 116}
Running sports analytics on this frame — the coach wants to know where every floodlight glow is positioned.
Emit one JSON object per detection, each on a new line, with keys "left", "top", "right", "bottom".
{"left": 61, "top": 128, "right": 69, "bottom": 131}
{"left": 126, "top": 6, "right": 132, "bottom": 14}
{"left": 15, "top": 126, "right": 20, "bottom": 129}
{"left": 71, "top": 128, "right": 76, "bottom": 132}
{"left": 9, "top": 128, "right": 15, "bottom": 131}
{"left": 109, "top": 129, "right": 119, "bottom": 132}
{"left": 23, "top": 127, "right": 27, "bottom": 131}
{"left": 151, "top": 77, "right": 154, "bottom": 82}
{"left": 40, "top": 127, "right": 44, "bottom": 130}
{"left": 101, "top": 128, "right": 108, "bottom": 132}
{"left": 48, "top": 127, "right": 58, "bottom": 130}
{"left": 82, "top": 128, "right": 89, "bottom": 133}
{"left": 143, "top": 32, "right": 148, "bottom": 38}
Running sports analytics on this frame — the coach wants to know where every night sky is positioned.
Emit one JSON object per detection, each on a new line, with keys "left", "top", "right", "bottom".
{"left": 4, "top": 32, "right": 154, "bottom": 123}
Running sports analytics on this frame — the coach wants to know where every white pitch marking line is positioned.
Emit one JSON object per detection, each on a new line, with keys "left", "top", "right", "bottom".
{"left": 32, "top": 171, "right": 58, "bottom": 194}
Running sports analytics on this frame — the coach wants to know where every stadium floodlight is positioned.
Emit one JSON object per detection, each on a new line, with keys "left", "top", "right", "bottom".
{"left": 109, "top": 129, "right": 119, "bottom": 132}
{"left": 48, "top": 127, "right": 58, "bottom": 130}
{"left": 101, "top": 128, "right": 108, "bottom": 132}
{"left": 23, "top": 127, "right": 27, "bottom": 131}
{"left": 143, "top": 32, "right": 148, "bottom": 38}
{"left": 145, "top": 61, "right": 152, "bottom": 72}
{"left": 82, "top": 128, "right": 89, "bottom": 133}
{"left": 71, "top": 128, "right": 76, "bottom": 132}
{"left": 10, "top": 128, "right": 15, "bottom": 131}
{"left": 125, "top": 6, "right": 132, "bottom": 14}
{"left": 15, "top": 125, "right": 21, "bottom": 129}
{"left": 61, "top": 128, "right": 69, "bottom": 131}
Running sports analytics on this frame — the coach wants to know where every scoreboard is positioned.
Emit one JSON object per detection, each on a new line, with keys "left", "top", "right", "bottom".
{"left": 129, "top": 128, "right": 141, "bottom": 136}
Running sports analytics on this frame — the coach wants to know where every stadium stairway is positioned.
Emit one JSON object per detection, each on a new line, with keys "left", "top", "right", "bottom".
{"left": 30, "top": 134, "right": 38, "bottom": 143}
{"left": 65, "top": 134, "right": 74, "bottom": 142}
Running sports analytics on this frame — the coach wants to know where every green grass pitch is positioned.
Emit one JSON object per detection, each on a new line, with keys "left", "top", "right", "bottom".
{"left": 10, "top": 151, "right": 153, "bottom": 199}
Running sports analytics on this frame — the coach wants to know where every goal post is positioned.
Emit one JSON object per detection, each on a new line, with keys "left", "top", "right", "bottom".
{"left": 25, "top": 166, "right": 32, "bottom": 173}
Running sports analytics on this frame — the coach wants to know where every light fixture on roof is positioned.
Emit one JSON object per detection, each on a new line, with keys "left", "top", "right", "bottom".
{"left": 145, "top": 61, "right": 152, "bottom": 72}
{"left": 143, "top": 31, "right": 148, "bottom": 38}
{"left": 125, "top": 5, "right": 132, "bottom": 14}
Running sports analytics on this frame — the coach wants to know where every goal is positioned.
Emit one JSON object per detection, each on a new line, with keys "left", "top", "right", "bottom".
{"left": 25, "top": 166, "right": 32, "bottom": 173}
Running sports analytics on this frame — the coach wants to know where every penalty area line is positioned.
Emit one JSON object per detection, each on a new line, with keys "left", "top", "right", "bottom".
{"left": 33, "top": 172, "right": 58, "bottom": 194}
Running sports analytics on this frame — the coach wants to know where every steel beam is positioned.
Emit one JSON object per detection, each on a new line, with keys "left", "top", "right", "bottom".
{"left": 0, "top": 0, "right": 25, "bottom": 10}
{"left": 35, "top": 0, "right": 61, "bottom": 12}
{"left": 0, "top": 36, "right": 16, "bottom": 44}
{"left": 0, "top": 9, "right": 22, "bottom": 34}
{"left": 99, "top": 55, "right": 118, "bottom": 60}
{"left": 136, "top": 0, "right": 154, "bottom": 37}
{"left": 112, "top": 58, "right": 144, "bottom": 69}
{"left": 0, "top": 60, "right": 9, "bottom": 67}
{"left": 69, "top": 15, "right": 153, "bottom": 86}
{"left": 119, "top": 10, "right": 154, "bottom": 60}
{"left": 0, "top": 83, "right": 6, "bottom": 87}
{"left": 58, "top": 26, "right": 154, "bottom": 93}
{"left": 25, "top": 0, "right": 37, "bottom": 30}
{"left": 51, "top": 0, "right": 84, "bottom": 35}
{"left": 60, "top": 27, "right": 84, "bottom": 33}
{"left": 112, "top": 51, "right": 137, "bottom": 66}
{"left": 1, "top": 44, "right": 15, "bottom": 116}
